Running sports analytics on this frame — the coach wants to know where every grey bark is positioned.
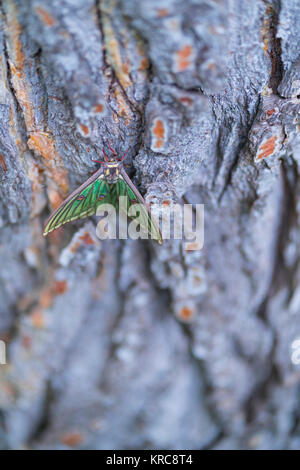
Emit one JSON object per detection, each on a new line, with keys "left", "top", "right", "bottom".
{"left": 0, "top": 0, "right": 299, "bottom": 450}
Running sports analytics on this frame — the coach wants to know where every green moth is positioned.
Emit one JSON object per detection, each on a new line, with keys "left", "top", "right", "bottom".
{"left": 43, "top": 141, "right": 163, "bottom": 245}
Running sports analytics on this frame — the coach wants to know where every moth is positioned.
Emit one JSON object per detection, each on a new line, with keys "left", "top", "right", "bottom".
{"left": 43, "top": 141, "right": 163, "bottom": 245}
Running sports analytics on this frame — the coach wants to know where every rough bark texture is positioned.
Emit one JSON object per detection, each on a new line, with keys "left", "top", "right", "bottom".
{"left": 0, "top": 0, "right": 300, "bottom": 450}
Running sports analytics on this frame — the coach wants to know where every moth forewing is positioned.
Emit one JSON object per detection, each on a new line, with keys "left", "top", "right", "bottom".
{"left": 43, "top": 167, "right": 104, "bottom": 236}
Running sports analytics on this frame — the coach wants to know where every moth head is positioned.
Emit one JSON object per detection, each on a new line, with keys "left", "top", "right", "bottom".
{"left": 91, "top": 140, "right": 129, "bottom": 175}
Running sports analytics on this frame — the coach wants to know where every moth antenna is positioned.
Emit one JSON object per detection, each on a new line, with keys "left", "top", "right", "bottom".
{"left": 91, "top": 158, "right": 105, "bottom": 164}
{"left": 119, "top": 147, "right": 129, "bottom": 162}
{"left": 106, "top": 140, "right": 117, "bottom": 155}
{"left": 102, "top": 147, "right": 109, "bottom": 162}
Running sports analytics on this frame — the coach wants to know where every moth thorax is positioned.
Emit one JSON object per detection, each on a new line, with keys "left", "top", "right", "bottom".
{"left": 106, "top": 163, "right": 120, "bottom": 183}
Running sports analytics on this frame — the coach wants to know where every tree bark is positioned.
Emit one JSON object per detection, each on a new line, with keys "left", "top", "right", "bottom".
{"left": 0, "top": 0, "right": 300, "bottom": 450}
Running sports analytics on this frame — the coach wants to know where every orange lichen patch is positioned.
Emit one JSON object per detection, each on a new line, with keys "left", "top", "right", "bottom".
{"left": 35, "top": 6, "right": 55, "bottom": 26}
{"left": 179, "top": 96, "right": 193, "bottom": 106}
{"left": 162, "top": 200, "right": 171, "bottom": 206}
{"left": 93, "top": 103, "right": 104, "bottom": 113}
{"left": 61, "top": 432, "right": 83, "bottom": 448}
{"left": 154, "top": 139, "right": 163, "bottom": 149}
{"left": 261, "top": 11, "right": 270, "bottom": 55}
{"left": 113, "top": 87, "right": 132, "bottom": 124}
{"left": 80, "top": 124, "right": 89, "bottom": 136}
{"left": 27, "top": 134, "right": 54, "bottom": 162}
{"left": 47, "top": 187, "right": 65, "bottom": 211}
{"left": 122, "top": 63, "right": 129, "bottom": 74}
{"left": 176, "top": 45, "right": 193, "bottom": 71}
{"left": 152, "top": 118, "right": 166, "bottom": 149}
{"left": 135, "top": 38, "right": 150, "bottom": 78}
{"left": 68, "top": 231, "right": 95, "bottom": 254}
{"left": 178, "top": 306, "right": 194, "bottom": 321}
{"left": 27, "top": 133, "right": 69, "bottom": 195}
{"left": 207, "top": 61, "right": 216, "bottom": 70}
{"left": 54, "top": 280, "right": 68, "bottom": 295}
{"left": 106, "top": 37, "right": 132, "bottom": 89}
{"left": 5, "top": 3, "right": 37, "bottom": 132}
{"left": 70, "top": 241, "right": 80, "bottom": 253}
{"left": 100, "top": 10, "right": 132, "bottom": 90}
{"left": 0, "top": 154, "right": 7, "bottom": 172}
{"left": 30, "top": 309, "right": 45, "bottom": 329}
{"left": 266, "top": 109, "right": 275, "bottom": 116}
{"left": 26, "top": 277, "right": 68, "bottom": 315}
{"left": 156, "top": 8, "right": 169, "bottom": 17}
{"left": 79, "top": 232, "right": 95, "bottom": 245}
{"left": 139, "top": 57, "right": 149, "bottom": 71}
{"left": 192, "top": 275, "right": 202, "bottom": 285}
{"left": 10, "top": 63, "right": 36, "bottom": 132}
{"left": 40, "top": 288, "right": 54, "bottom": 309}
{"left": 6, "top": 2, "right": 24, "bottom": 69}
{"left": 261, "top": 5, "right": 276, "bottom": 58}
{"left": 257, "top": 135, "right": 277, "bottom": 160}
{"left": 185, "top": 242, "right": 202, "bottom": 251}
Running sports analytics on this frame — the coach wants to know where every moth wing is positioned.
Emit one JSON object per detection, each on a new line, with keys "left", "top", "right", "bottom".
{"left": 43, "top": 168, "right": 110, "bottom": 236}
{"left": 119, "top": 167, "right": 163, "bottom": 245}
